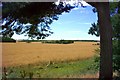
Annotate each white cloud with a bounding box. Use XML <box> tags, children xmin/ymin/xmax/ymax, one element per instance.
<box><xmin>81</xmin><ymin>1</ymin><xmax>91</xmax><ymax>6</ymax></box>
<box><xmin>72</xmin><ymin>7</ymin><xmax>79</xmax><ymax>10</ymax></box>
<box><xmin>12</xmin><ymin>33</ymin><xmax>29</xmax><ymax>40</ymax></box>
<box><xmin>55</xmin><ymin>0</ymin><xmax>60</xmax><ymax>5</ymax></box>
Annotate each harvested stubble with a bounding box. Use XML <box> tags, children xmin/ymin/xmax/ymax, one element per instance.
<box><xmin>2</xmin><ymin>42</ymin><xmax>99</xmax><ymax>67</ymax></box>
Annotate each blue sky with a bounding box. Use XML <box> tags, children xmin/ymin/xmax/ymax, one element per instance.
<box><xmin>12</xmin><ymin>5</ymin><xmax>100</xmax><ymax>40</ymax></box>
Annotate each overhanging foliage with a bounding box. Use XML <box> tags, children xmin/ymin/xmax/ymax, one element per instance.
<box><xmin>1</xmin><ymin>2</ymin><xmax>74</xmax><ymax>39</ymax></box>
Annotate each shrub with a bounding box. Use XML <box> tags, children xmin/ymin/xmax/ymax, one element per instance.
<box><xmin>113</xmin><ymin>40</ymin><xmax>120</xmax><ymax>76</ymax></box>
<box><xmin>20</xmin><ymin>70</ymin><xmax>26</xmax><ymax>78</ymax></box>
<box><xmin>89</xmin><ymin>48</ymin><xmax>100</xmax><ymax>71</ymax></box>
<box><xmin>92</xmin><ymin>40</ymin><xmax>120</xmax><ymax>77</ymax></box>
<box><xmin>1</xmin><ymin>37</ymin><xmax>16</xmax><ymax>42</ymax></box>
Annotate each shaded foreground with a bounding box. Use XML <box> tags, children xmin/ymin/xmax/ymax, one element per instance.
<box><xmin>2</xmin><ymin>42</ymin><xmax>99</xmax><ymax>67</ymax></box>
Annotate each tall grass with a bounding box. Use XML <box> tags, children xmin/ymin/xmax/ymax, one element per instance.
<box><xmin>3</xmin><ymin>57</ymin><xmax>98</xmax><ymax>78</ymax></box>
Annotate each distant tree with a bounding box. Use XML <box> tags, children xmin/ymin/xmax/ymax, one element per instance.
<box><xmin>0</xmin><ymin>36</ymin><xmax>16</xmax><ymax>42</ymax></box>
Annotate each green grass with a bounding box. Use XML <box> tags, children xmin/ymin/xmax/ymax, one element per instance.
<box><xmin>4</xmin><ymin>57</ymin><xmax>98</xmax><ymax>78</ymax></box>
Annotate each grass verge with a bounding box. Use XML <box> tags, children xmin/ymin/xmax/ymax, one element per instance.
<box><xmin>3</xmin><ymin>57</ymin><xmax>98</xmax><ymax>78</ymax></box>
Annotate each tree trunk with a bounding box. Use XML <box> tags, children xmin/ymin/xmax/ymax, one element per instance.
<box><xmin>96</xmin><ymin>2</ymin><xmax>113</xmax><ymax>80</ymax></box>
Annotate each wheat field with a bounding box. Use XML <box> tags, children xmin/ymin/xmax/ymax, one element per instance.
<box><xmin>2</xmin><ymin>42</ymin><xmax>99</xmax><ymax>67</ymax></box>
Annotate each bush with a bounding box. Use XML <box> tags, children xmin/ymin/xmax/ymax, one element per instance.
<box><xmin>89</xmin><ymin>48</ymin><xmax>100</xmax><ymax>71</ymax></box>
<box><xmin>113</xmin><ymin>40</ymin><xmax>120</xmax><ymax>76</ymax></box>
<box><xmin>1</xmin><ymin>37</ymin><xmax>16</xmax><ymax>42</ymax></box>
<box><xmin>91</xmin><ymin>40</ymin><xmax>120</xmax><ymax>76</ymax></box>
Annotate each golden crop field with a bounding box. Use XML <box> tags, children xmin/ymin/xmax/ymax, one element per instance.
<box><xmin>2</xmin><ymin>42</ymin><xmax>99</xmax><ymax>67</ymax></box>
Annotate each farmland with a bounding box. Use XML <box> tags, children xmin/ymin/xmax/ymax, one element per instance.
<box><xmin>1</xmin><ymin>41</ymin><xmax>99</xmax><ymax>78</ymax></box>
<box><xmin>2</xmin><ymin>42</ymin><xmax>99</xmax><ymax>67</ymax></box>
